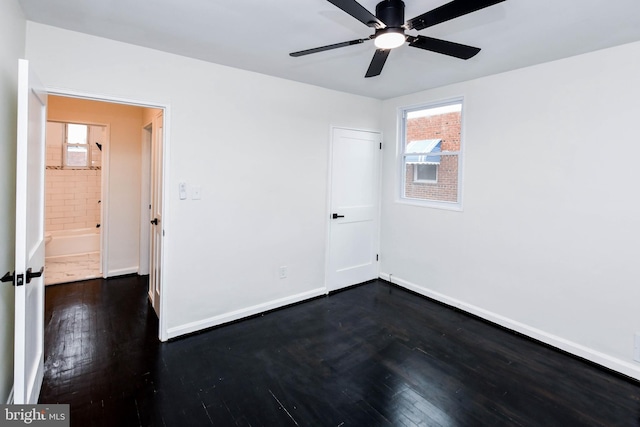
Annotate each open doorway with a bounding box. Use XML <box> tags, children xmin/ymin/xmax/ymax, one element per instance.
<box><xmin>44</xmin><ymin>95</ymin><xmax>165</xmax><ymax>320</ymax></box>
<box><xmin>44</xmin><ymin>120</ymin><xmax>105</xmax><ymax>285</ymax></box>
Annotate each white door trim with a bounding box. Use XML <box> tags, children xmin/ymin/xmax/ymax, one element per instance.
<box><xmin>43</xmin><ymin>87</ymin><xmax>170</xmax><ymax>342</ymax></box>
<box><xmin>324</xmin><ymin>126</ymin><xmax>383</xmax><ymax>293</ymax></box>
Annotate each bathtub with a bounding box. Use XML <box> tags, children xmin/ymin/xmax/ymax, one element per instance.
<box><xmin>45</xmin><ymin>228</ymin><xmax>100</xmax><ymax>257</ymax></box>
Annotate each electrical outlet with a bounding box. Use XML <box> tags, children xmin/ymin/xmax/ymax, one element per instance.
<box><xmin>634</xmin><ymin>333</ymin><xmax>640</xmax><ymax>362</ymax></box>
<box><xmin>278</xmin><ymin>266</ymin><xmax>287</xmax><ymax>279</ymax></box>
<box><xmin>192</xmin><ymin>186</ymin><xmax>202</xmax><ymax>200</ymax></box>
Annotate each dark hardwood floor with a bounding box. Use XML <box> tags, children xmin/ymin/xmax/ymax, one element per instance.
<box><xmin>39</xmin><ymin>276</ymin><xmax>640</xmax><ymax>426</ymax></box>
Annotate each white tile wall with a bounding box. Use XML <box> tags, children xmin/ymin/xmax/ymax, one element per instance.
<box><xmin>45</xmin><ymin>168</ymin><xmax>101</xmax><ymax>232</ymax></box>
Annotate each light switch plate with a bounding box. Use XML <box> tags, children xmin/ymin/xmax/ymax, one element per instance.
<box><xmin>179</xmin><ymin>182</ymin><xmax>187</xmax><ymax>200</ymax></box>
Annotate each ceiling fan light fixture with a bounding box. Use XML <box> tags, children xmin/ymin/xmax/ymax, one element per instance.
<box><xmin>374</xmin><ymin>28</ymin><xmax>405</xmax><ymax>49</ymax></box>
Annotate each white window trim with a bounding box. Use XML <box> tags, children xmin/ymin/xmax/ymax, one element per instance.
<box><xmin>397</xmin><ymin>97</ymin><xmax>465</xmax><ymax>211</ymax></box>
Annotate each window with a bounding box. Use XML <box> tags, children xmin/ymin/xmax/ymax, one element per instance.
<box><xmin>64</xmin><ymin>123</ymin><xmax>90</xmax><ymax>168</ymax></box>
<box><xmin>399</xmin><ymin>99</ymin><xmax>463</xmax><ymax>209</ymax></box>
<box><xmin>415</xmin><ymin>164</ymin><xmax>438</xmax><ymax>183</ymax></box>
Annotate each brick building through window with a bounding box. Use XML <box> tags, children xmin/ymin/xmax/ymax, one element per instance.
<box><xmin>404</xmin><ymin>105</ymin><xmax>461</xmax><ymax>203</ymax></box>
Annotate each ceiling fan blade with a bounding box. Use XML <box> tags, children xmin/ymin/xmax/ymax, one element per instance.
<box><xmin>365</xmin><ymin>49</ymin><xmax>390</xmax><ymax>78</ymax></box>
<box><xmin>290</xmin><ymin>38</ymin><xmax>369</xmax><ymax>57</ymax></box>
<box><xmin>407</xmin><ymin>0</ymin><xmax>506</xmax><ymax>31</ymax></box>
<box><xmin>327</xmin><ymin>0</ymin><xmax>385</xmax><ymax>29</ymax></box>
<box><xmin>408</xmin><ymin>35</ymin><xmax>480</xmax><ymax>59</ymax></box>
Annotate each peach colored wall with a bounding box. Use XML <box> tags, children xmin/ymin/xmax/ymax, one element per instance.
<box><xmin>142</xmin><ymin>107</ymin><xmax>162</xmax><ymax>126</ymax></box>
<box><xmin>47</xmin><ymin>95</ymin><xmax>148</xmax><ymax>275</ymax></box>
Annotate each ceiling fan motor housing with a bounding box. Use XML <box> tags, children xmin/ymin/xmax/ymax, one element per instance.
<box><xmin>376</xmin><ymin>0</ymin><xmax>405</xmax><ymax>28</ymax></box>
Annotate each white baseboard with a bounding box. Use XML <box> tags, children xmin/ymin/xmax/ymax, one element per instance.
<box><xmin>379</xmin><ymin>272</ymin><xmax>640</xmax><ymax>381</ymax></box>
<box><xmin>167</xmin><ymin>287</ymin><xmax>327</xmax><ymax>339</ymax></box>
<box><xmin>104</xmin><ymin>267</ymin><xmax>139</xmax><ymax>278</ymax></box>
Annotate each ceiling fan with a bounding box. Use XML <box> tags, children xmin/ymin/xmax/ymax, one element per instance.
<box><xmin>290</xmin><ymin>0</ymin><xmax>506</xmax><ymax>77</ymax></box>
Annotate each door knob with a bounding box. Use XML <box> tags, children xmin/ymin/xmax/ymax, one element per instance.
<box><xmin>26</xmin><ymin>266</ymin><xmax>44</xmax><ymax>284</ymax></box>
<box><xmin>150</xmin><ymin>218</ymin><xmax>158</xmax><ymax>225</ymax></box>
<box><xmin>332</xmin><ymin>213</ymin><xmax>345</xmax><ymax>219</ymax></box>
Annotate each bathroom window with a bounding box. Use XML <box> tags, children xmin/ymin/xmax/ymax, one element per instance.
<box><xmin>65</xmin><ymin>123</ymin><xmax>90</xmax><ymax>168</ymax></box>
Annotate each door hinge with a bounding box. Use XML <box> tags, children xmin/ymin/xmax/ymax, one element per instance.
<box><xmin>379</xmin><ymin>142</ymin><xmax>382</xmax><ymax>150</ymax></box>
<box><xmin>376</xmin><ymin>254</ymin><xmax>379</xmax><ymax>261</ymax></box>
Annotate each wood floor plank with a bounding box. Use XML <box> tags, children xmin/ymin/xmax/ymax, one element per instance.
<box><xmin>40</xmin><ymin>277</ymin><xmax>640</xmax><ymax>426</ymax></box>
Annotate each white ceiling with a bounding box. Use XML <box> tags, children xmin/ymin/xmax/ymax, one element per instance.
<box><xmin>17</xmin><ymin>0</ymin><xmax>640</xmax><ymax>99</ymax></box>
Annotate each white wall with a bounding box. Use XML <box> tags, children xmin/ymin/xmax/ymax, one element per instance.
<box><xmin>28</xmin><ymin>13</ymin><xmax>639</xmax><ymax>382</ymax></box>
<box><xmin>380</xmin><ymin>41</ymin><xmax>640</xmax><ymax>379</ymax></box>
<box><xmin>25</xmin><ymin>23</ymin><xmax>382</xmax><ymax>338</ymax></box>
<box><xmin>47</xmin><ymin>96</ymin><xmax>145</xmax><ymax>275</ymax></box>
<box><xmin>0</xmin><ymin>0</ymin><xmax>26</xmax><ymax>403</ymax></box>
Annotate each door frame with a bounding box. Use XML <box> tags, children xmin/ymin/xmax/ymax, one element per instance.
<box><xmin>139</xmin><ymin>123</ymin><xmax>152</xmax><ymax>276</ymax></box>
<box><xmin>324</xmin><ymin>126</ymin><xmax>383</xmax><ymax>293</ymax></box>
<box><xmin>45</xmin><ymin>88</ymin><xmax>170</xmax><ymax>341</ymax></box>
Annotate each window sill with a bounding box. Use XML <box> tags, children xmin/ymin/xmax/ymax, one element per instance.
<box><xmin>395</xmin><ymin>197</ymin><xmax>463</xmax><ymax>212</ymax></box>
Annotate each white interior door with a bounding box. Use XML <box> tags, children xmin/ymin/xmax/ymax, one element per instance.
<box><xmin>326</xmin><ymin>127</ymin><xmax>381</xmax><ymax>292</ymax></box>
<box><xmin>149</xmin><ymin>113</ymin><xmax>163</xmax><ymax>316</ymax></box>
<box><xmin>14</xmin><ymin>59</ymin><xmax>47</xmax><ymax>404</ymax></box>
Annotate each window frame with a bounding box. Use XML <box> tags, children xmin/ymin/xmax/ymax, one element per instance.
<box><xmin>397</xmin><ymin>97</ymin><xmax>465</xmax><ymax>211</ymax></box>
